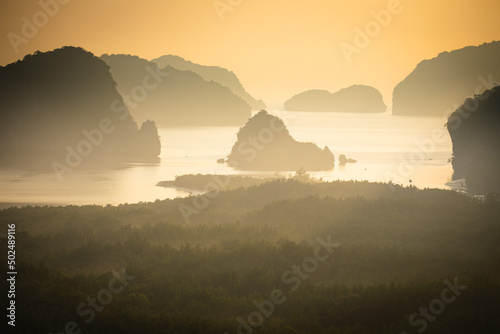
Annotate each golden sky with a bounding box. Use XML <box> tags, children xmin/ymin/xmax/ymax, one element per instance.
<box><xmin>1</xmin><ymin>0</ymin><xmax>499</xmax><ymax>107</ymax></box>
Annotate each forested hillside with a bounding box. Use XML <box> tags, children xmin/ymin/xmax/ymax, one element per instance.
<box><xmin>1</xmin><ymin>178</ymin><xmax>499</xmax><ymax>333</ymax></box>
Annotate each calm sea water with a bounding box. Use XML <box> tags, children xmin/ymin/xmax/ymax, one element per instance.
<box><xmin>0</xmin><ymin>111</ymin><xmax>455</xmax><ymax>207</ymax></box>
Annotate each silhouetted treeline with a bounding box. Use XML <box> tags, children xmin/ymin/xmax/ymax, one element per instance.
<box><xmin>3</xmin><ymin>256</ymin><xmax>500</xmax><ymax>333</ymax></box>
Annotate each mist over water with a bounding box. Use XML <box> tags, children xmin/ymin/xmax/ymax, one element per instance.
<box><xmin>0</xmin><ymin>111</ymin><xmax>454</xmax><ymax>207</ymax></box>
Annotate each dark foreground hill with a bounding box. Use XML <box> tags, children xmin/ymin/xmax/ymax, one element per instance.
<box><xmin>0</xmin><ymin>47</ymin><xmax>161</xmax><ymax>170</ymax></box>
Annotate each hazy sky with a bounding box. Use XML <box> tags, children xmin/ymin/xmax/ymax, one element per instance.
<box><xmin>1</xmin><ymin>0</ymin><xmax>499</xmax><ymax>108</ymax></box>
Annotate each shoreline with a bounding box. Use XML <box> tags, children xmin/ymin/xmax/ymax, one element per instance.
<box><xmin>0</xmin><ymin>202</ymin><xmax>65</xmax><ymax>210</ymax></box>
<box><xmin>155</xmin><ymin>174</ymin><xmax>280</xmax><ymax>194</ymax></box>
<box><xmin>156</xmin><ymin>181</ymin><xmax>197</xmax><ymax>195</ymax></box>
<box><xmin>0</xmin><ymin>177</ymin><xmax>483</xmax><ymax>211</ymax></box>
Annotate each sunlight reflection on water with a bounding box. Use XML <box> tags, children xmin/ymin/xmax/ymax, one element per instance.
<box><xmin>0</xmin><ymin>111</ymin><xmax>455</xmax><ymax>207</ymax></box>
